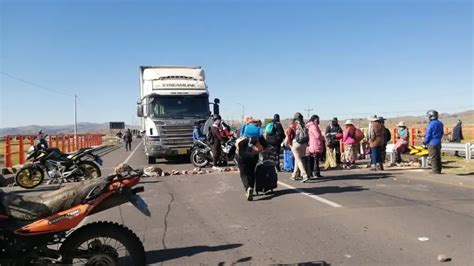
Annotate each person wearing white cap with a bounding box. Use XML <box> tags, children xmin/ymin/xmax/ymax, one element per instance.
<box><xmin>342</xmin><ymin>120</ymin><xmax>358</xmax><ymax>168</ymax></box>
<box><xmin>394</xmin><ymin>121</ymin><xmax>410</xmax><ymax>164</ymax></box>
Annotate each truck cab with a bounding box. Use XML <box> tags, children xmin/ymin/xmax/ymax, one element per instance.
<box><xmin>137</xmin><ymin>66</ymin><xmax>218</xmax><ymax>164</ymax></box>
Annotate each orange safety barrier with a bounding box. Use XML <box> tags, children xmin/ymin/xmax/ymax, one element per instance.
<box><xmin>2</xmin><ymin>134</ymin><xmax>103</xmax><ymax>168</ymax></box>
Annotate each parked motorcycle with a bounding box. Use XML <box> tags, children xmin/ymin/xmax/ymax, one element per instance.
<box><xmin>14</xmin><ymin>140</ymin><xmax>103</xmax><ymax>189</ymax></box>
<box><xmin>190</xmin><ymin>137</ymin><xmax>237</xmax><ymax>168</ymax></box>
<box><xmin>0</xmin><ymin>167</ymin><xmax>149</xmax><ymax>265</ymax></box>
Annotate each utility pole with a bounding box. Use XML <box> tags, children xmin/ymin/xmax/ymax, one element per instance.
<box><xmin>304</xmin><ymin>107</ymin><xmax>313</xmax><ymax>119</ymax></box>
<box><xmin>236</xmin><ymin>102</ymin><xmax>245</xmax><ymax>123</ymax></box>
<box><xmin>74</xmin><ymin>93</ymin><xmax>78</xmax><ymax>149</ymax></box>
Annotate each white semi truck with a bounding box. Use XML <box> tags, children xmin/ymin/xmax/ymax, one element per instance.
<box><xmin>137</xmin><ymin>66</ymin><xmax>219</xmax><ymax>163</ymax></box>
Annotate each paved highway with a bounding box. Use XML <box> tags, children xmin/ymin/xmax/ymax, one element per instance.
<box><xmin>6</xmin><ymin>140</ymin><xmax>474</xmax><ymax>265</ymax></box>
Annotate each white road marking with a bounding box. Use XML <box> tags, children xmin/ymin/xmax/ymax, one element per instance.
<box><xmin>123</xmin><ymin>141</ymin><xmax>143</xmax><ymax>164</ymax></box>
<box><xmin>278</xmin><ymin>181</ymin><xmax>343</xmax><ymax>208</ymax></box>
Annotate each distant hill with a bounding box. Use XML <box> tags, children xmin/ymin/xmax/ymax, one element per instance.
<box><xmin>0</xmin><ymin>122</ymin><xmax>138</xmax><ymax>136</ymax></box>
<box><xmin>278</xmin><ymin>110</ymin><xmax>474</xmax><ymax>130</ymax></box>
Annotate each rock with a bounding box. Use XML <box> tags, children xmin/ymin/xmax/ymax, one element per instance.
<box><xmin>197</xmin><ymin>171</ymin><xmax>205</xmax><ymax>174</ymax></box>
<box><xmin>206</xmin><ymin>170</ymin><xmax>214</xmax><ymax>174</ymax></box>
<box><xmin>114</xmin><ymin>163</ymin><xmax>134</xmax><ymax>175</ymax></box>
<box><xmin>193</xmin><ymin>167</ymin><xmax>201</xmax><ymax>172</ymax></box>
<box><xmin>171</xmin><ymin>170</ymin><xmax>181</xmax><ymax>175</ymax></box>
<box><xmin>438</xmin><ymin>254</ymin><xmax>451</xmax><ymax>262</ymax></box>
<box><xmin>162</xmin><ymin>171</ymin><xmax>171</xmax><ymax>176</ymax></box>
<box><xmin>181</xmin><ymin>170</ymin><xmax>189</xmax><ymax>175</ymax></box>
<box><xmin>144</xmin><ymin>166</ymin><xmax>163</xmax><ymax>177</ymax></box>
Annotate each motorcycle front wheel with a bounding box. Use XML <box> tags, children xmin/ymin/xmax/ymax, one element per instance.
<box><xmin>78</xmin><ymin>161</ymin><xmax>102</xmax><ymax>179</ymax></box>
<box><xmin>60</xmin><ymin>222</ymin><xmax>145</xmax><ymax>266</ymax></box>
<box><xmin>190</xmin><ymin>148</ymin><xmax>210</xmax><ymax>168</ymax></box>
<box><xmin>15</xmin><ymin>166</ymin><xmax>44</xmax><ymax>189</ymax></box>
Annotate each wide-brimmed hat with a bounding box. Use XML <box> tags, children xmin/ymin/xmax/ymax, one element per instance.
<box><xmin>398</xmin><ymin>121</ymin><xmax>406</xmax><ymax>127</ymax></box>
<box><xmin>345</xmin><ymin>120</ymin><xmax>353</xmax><ymax>125</ymax></box>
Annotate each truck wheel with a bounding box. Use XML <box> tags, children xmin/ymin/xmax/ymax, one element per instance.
<box><xmin>148</xmin><ymin>156</ymin><xmax>156</xmax><ymax>164</ymax></box>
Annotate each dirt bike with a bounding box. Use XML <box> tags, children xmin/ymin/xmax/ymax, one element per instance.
<box><xmin>0</xmin><ymin>167</ymin><xmax>150</xmax><ymax>265</ymax></box>
<box><xmin>190</xmin><ymin>137</ymin><xmax>237</xmax><ymax>168</ymax></box>
<box><xmin>15</xmin><ymin>140</ymin><xmax>103</xmax><ymax>189</ymax></box>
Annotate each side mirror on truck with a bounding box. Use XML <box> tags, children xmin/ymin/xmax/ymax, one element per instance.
<box><xmin>213</xmin><ymin>98</ymin><xmax>220</xmax><ymax>115</ymax></box>
<box><xmin>137</xmin><ymin>104</ymin><xmax>143</xmax><ymax>117</ymax></box>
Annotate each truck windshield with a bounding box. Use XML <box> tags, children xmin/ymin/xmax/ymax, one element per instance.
<box><xmin>148</xmin><ymin>95</ymin><xmax>210</xmax><ymax>119</ymax></box>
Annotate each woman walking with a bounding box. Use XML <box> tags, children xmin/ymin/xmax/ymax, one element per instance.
<box><xmin>342</xmin><ymin>120</ymin><xmax>358</xmax><ymax>169</ymax></box>
<box><xmin>306</xmin><ymin>115</ymin><xmax>324</xmax><ymax>178</ymax></box>
<box><xmin>286</xmin><ymin>112</ymin><xmax>309</xmax><ymax>182</ymax></box>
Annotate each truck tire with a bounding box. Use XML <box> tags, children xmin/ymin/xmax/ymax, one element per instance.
<box><xmin>148</xmin><ymin>156</ymin><xmax>156</xmax><ymax>164</ymax></box>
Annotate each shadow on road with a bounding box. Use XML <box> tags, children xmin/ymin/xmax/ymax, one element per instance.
<box><xmin>258</xmin><ymin>185</ymin><xmax>367</xmax><ymax>200</ymax></box>
<box><xmin>308</xmin><ymin>172</ymin><xmax>394</xmax><ymax>183</ymax></box>
<box><xmin>146</xmin><ymin>243</ymin><xmax>243</xmax><ymax>264</ymax></box>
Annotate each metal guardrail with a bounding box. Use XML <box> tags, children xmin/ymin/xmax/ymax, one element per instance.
<box><xmin>441</xmin><ymin>143</ymin><xmax>472</xmax><ymax>160</ymax></box>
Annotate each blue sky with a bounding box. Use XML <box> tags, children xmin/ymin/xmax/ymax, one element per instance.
<box><xmin>1</xmin><ymin>0</ymin><xmax>472</xmax><ymax>127</ymax></box>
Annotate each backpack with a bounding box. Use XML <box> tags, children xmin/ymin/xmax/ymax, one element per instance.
<box><xmin>242</xmin><ymin>124</ymin><xmax>262</xmax><ymax>138</ymax></box>
<box><xmin>355</xmin><ymin>128</ymin><xmax>364</xmax><ymax>142</ymax></box>
<box><xmin>265</xmin><ymin>122</ymin><xmax>276</xmax><ymax>137</ymax></box>
<box><xmin>295</xmin><ymin>124</ymin><xmax>309</xmax><ymax>144</ymax></box>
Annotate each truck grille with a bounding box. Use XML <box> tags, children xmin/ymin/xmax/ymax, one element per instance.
<box><xmin>158</xmin><ymin>125</ymin><xmax>194</xmax><ymax>148</ymax></box>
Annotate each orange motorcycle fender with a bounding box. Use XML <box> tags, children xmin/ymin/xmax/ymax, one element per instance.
<box><xmin>15</xmin><ymin>204</ymin><xmax>90</xmax><ymax>236</ymax></box>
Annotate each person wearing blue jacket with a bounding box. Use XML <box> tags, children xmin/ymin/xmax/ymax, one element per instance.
<box><xmin>192</xmin><ymin>121</ymin><xmax>206</xmax><ymax>142</ymax></box>
<box><xmin>423</xmin><ymin>110</ymin><xmax>444</xmax><ymax>174</ymax></box>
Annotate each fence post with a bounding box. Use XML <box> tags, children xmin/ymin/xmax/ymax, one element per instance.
<box><xmin>5</xmin><ymin>136</ymin><xmax>12</xmax><ymax>168</ymax></box>
<box><xmin>19</xmin><ymin>136</ymin><xmax>25</xmax><ymax>165</ymax></box>
<box><xmin>466</xmin><ymin>143</ymin><xmax>470</xmax><ymax>161</ymax></box>
<box><xmin>410</xmin><ymin>128</ymin><xmax>415</xmax><ymax>146</ymax></box>
<box><xmin>55</xmin><ymin>135</ymin><xmax>59</xmax><ymax>148</ymax></box>
<box><xmin>392</xmin><ymin>128</ymin><xmax>397</xmax><ymax>144</ymax></box>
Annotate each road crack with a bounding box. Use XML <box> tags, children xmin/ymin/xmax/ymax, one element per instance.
<box><xmin>161</xmin><ymin>192</ymin><xmax>174</xmax><ymax>250</ymax></box>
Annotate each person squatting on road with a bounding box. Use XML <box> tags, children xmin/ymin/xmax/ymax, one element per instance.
<box><xmin>236</xmin><ymin>118</ymin><xmax>266</xmax><ymax>201</ymax></box>
<box><xmin>342</xmin><ymin>120</ymin><xmax>358</xmax><ymax>169</ymax></box>
<box><xmin>451</xmin><ymin>119</ymin><xmax>463</xmax><ymax>156</ymax></box>
<box><xmin>369</xmin><ymin>116</ymin><xmax>385</xmax><ymax>171</ymax></box>
<box><xmin>393</xmin><ymin>121</ymin><xmax>409</xmax><ymax>164</ymax></box>
<box><xmin>306</xmin><ymin>115</ymin><xmax>324</xmax><ymax>178</ymax></box>
<box><xmin>325</xmin><ymin>117</ymin><xmax>343</xmax><ymax>166</ymax></box>
<box><xmin>287</xmin><ymin>112</ymin><xmax>310</xmax><ymax>182</ymax></box>
<box><xmin>210</xmin><ymin>114</ymin><xmax>226</xmax><ymax>169</ymax></box>
<box><xmin>424</xmin><ymin>110</ymin><xmax>444</xmax><ymax>174</ymax></box>
<box><xmin>124</xmin><ymin>128</ymin><xmax>133</xmax><ymax>152</ymax></box>
<box><xmin>265</xmin><ymin>114</ymin><xmax>286</xmax><ymax>172</ymax></box>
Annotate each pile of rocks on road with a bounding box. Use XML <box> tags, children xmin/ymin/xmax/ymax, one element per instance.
<box><xmin>143</xmin><ymin>166</ymin><xmax>239</xmax><ymax>177</ymax></box>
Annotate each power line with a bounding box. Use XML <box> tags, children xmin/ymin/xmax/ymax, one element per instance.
<box><xmin>1</xmin><ymin>71</ymin><xmax>72</xmax><ymax>97</ymax></box>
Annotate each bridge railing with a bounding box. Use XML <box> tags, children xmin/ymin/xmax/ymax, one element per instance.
<box><xmin>1</xmin><ymin>134</ymin><xmax>103</xmax><ymax>168</ymax></box>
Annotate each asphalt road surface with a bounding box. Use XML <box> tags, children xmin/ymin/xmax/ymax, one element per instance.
<box><xmin>6</xmin><ymin>140</ymin><xmax>474</xmax><ymax>265</ymax></box>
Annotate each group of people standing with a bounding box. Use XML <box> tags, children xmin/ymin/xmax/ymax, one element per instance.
<box><xmin>194</xmin><ymin>109</ymin><xmax>453</xmax><ymax>200</ymax></box>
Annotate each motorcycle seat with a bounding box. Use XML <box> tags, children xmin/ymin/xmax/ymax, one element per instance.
<box><xmin>1</xmin><ymin>178</ymin><xmax>108</xmax><ymax>221</ymax></box>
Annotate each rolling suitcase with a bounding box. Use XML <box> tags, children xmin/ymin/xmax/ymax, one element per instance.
<box><xmin>283</xmin><ymin>148</ymin><xmax>295</xmax><ymax>172</ymax></box>
<box><xmin>255</xmin><ymin>151</ymin><xmax>278</xmax><ymax>194</ymax></box>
